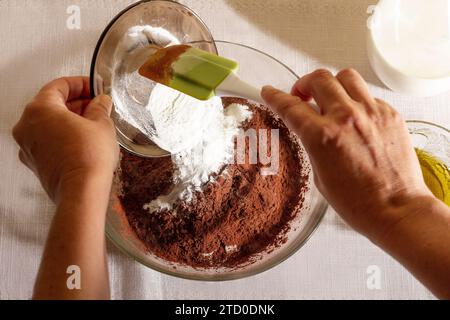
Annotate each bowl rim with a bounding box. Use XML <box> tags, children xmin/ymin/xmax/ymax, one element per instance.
<box><xmin>91</xmin><ymin>0</ymin><xmax>329</xmax><ymax>281</ymax></box>
<box><xmin>406</xmin><ymin>120</ymin><xmax>450</xmax><ymax>133</ymax></box>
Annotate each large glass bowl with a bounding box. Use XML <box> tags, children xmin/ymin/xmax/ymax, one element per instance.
<box><xmin>91</xmin><ymin>0</ymin><xmax>328</xmax><ymax>280</ymax></box>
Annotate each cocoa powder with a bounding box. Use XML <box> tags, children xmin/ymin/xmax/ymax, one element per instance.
<box><xmin>119</xmin><ymin>98</ymin><xmax>308</xmax><ymax>268</ymax></box>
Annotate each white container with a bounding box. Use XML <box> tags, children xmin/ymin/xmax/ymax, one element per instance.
<box><xmin>367</xmin><ymin>0</ymin><xmax>450</xmax><ymax>97</ymax></box>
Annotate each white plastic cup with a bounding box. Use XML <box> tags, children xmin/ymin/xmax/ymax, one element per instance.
<box><xmin>367</xmin><ymin>0</ymin><xmax>450</xmax><ymax>97</ymax></box>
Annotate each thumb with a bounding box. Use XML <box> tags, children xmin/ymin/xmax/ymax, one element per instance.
<box><xmin>84</xmin><ymin>94</ymin><xmax>113</xmax><ymax>121</ymax></box>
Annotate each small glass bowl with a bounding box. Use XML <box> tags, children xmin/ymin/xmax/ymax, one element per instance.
<box><xmin>91</xmin><ymin>0</ymin><xmax>328</xmax><ymax>280</ymax></box>
<box><xmin>90</xmin><ymin>0</ymin><xmax>218</xmax><ymax>158</ymax></box>
<box><xmin>407</xmin><ymin>120</ymin><xmax>450</xmax><ymax>166</ymax></box>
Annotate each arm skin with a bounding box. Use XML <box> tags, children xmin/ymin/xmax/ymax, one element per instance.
<box><xmin>32</xmin><ymin>173</ymin><xmax>112</xmax><ymax>299</ymax></box>
<box><xmin>262</xmin><ymin>68</ymin><xmax>450</xmax><ymax>299</ymax></box>
<box><xmin>378</xmin><ymin>196</ymin><xmax>450</xmax><ymax>299</ymax></box>
<box><xmin>12</xmin><ymin>77</ymin><xmax>118</xmax><ymax>299</ymax></box>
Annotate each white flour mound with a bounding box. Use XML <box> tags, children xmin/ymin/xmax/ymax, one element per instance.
<box><xmin>146</xmin><ymin>84</ymin><xmax>224</xmax><ymax>154</ymax></box>
<box><xmin>143</xmin><ymin>101</ymin><xmax>252</xmax><ymax>213</ymax></box>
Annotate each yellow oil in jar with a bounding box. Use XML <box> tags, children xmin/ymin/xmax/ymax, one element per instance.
<box><xmin>416</xmin><ymin>149</ymin><xmax>450</xmax><ymax>206</ymax></box>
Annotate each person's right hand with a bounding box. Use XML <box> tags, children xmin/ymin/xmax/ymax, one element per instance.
<box><xmin>262</xmin><ymin>69</ymin><xmax>434</xmax><ymax>242</ymax></box>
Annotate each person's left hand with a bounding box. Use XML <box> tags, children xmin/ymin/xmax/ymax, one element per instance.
<box><xmin>12</xmin><ymin>77</ymin><xmax>119</xmax><ymax>203</ymax></box>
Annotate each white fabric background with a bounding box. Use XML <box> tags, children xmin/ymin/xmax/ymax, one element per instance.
<box><xmin>1</xmin><ymin>0</ymin><xmax>448</xmax><ymax>300</ymax></box>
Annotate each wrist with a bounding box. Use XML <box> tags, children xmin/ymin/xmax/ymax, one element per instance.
<box><xmin>370</xmin><ymin>194</ymin><xmax>444</xmax><ymax>247</ymax></box>
<box><xmin>56</xmin><ymin>168</ymin><xmax>114</xmax><ymax>206</ymax></box>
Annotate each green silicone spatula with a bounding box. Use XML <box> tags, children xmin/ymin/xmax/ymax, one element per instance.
<box><xmin>138</xmin><ymin>44</ymin><xmax>264</xmax><ymax>104</ymax></box>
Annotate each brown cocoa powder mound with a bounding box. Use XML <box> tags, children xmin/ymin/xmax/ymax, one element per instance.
<box><xmin>119</xmin><ymin>98</ymin><xmax>308</xmax><ymax>268</ymax></box>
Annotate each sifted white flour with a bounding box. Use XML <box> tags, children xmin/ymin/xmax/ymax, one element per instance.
<box><xmin>120</xmin><ymin>25</ymin><xmax>179</xmax><ymax>51</ymax></box>
<box><xmin>143</xmin><ymin>101</ymin><xmax>252</xmax><ymax>213</ymax></box>
<box><xmin>111</xmin><ymin>26</ymin><xmax>253</xmax><ymax>213</ymax></box>
<box><xmin>146</xmin><ymin>85</ymin><xmax>224</xmax><ymax>154</ymax></box>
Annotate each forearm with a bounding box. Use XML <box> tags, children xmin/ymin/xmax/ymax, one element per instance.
<box><xmin>374</xmin><ymin>196</ymin><xmax>450</xmax><ymax>299</ymax></box>
<box><xmin>33</xmin><ymin>173</ymin><xmax>113</xmax><ymax>300</ymax></box>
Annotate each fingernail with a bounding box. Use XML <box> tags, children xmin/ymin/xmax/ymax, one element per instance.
<box><xmin>262</xmin><ymin>85</ymin><xmax>276</xmax><ymax>92</ymax></box>
<box><xmin>98</xmin><ymin>94</ymin><xmax>112</xmax><ymax>105</ymax></box>
<box><xmin>261</xmin><ymin>86</ymin><xmax>279</xmax><ymax>99</ymax></box>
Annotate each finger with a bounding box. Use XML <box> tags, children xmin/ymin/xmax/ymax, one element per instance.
<box><xmin>67</xmin><ymin>99</ymin><xmax>91</xmax><ymax>115</ymax></box>
<box><xmin>291</xmin><ymin>84</ymin><xmax>312</xmax><ymax>102</ymax></box>
<box><xmin>18</xmin><ymin>149</ymin><xmax>38</xmax><ymax>175</ymax></box>
<box><xmin>37</xmin><ymin>77</ymin><xmax>90</xmax><ymax>106</ymax></box>
<box><xmin>336</xmin><ymin>69</ymin><xmax>375</xmax><ymax>105</ymax></box>
<box><xmin>262</xmin><ymin>86</ymin><xmax>322</xmax><ymax>139</ymax></box>
<box><xmin>18</xmin><ymin>149</ymin><xmax>34</xmax><ymax>172</ymax></box>
<box><xmin>292</xmin><ymin>69</ymin><xmax>353</xmax><ymax>114</ymax></box>
<box><xmin>18</xmin><ymin>149</ymin><xmax>27</xmax><ymax>165</ymax></box>
<box><xmin>83</xmin><ymin>94</ymin><xmax>113</xmax><ymax>122</ymax></box>
<box><xmin>12</xmin><ymin>122</ymin><xmax>23</xmax><ymax>146</ymax></box>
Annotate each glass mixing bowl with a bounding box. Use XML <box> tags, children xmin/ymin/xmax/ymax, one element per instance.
<box><xmin>105</xmin><ymin>40</ymin><xmax>328</xmax><ymax>280</ymax></box>
<box><xmin>91</xmin><ymin>0</ymin><xmax>328</xmax><ymax>280</ymax></box>
<box><xmin>90</xmin><ymin>0</ymin><xmax>218</xmax><ymax>157</ymax></box>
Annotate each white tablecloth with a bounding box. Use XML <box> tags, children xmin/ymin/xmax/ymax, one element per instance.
<box><xmin>1</xmin><ymin>0</ymin><xmax>448</xmax><ymax>300</ymax></box>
